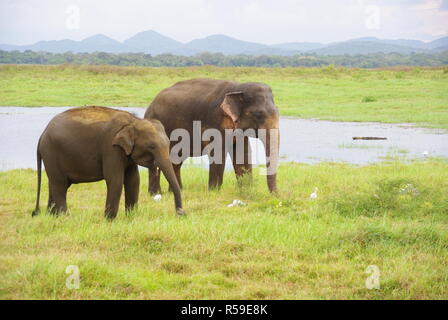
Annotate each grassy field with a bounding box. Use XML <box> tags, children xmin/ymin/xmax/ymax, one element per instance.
<box><xmin>0</xmin><ymin>64</ymin><xmax>447</xmax><ymax>128</ymax></box>
<box><xmin>1</xmin><ymin>160</ymin><xmax>447</xmax><ymax>299</ymax></box>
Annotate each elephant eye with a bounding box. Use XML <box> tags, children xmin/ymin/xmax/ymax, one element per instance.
<box><xmin>252</xmin><ymin>111</ymin><xmax>265</xmax><ymax>121</ymax></box>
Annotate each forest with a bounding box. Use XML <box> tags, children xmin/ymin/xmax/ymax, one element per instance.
<box><xmin>1</xmin><ymin>49</ymin><xmax>447</xmax><ymax>68</ymax></box>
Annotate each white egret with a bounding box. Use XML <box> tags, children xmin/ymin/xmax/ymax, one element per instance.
<box><xmin>227</xmin><ymin>199</ymin><xmax>246</xmax><ymax>207</ymax></box>
<box><xmin>310</xmin><ymin>187</ymin><xmax>318</xmax><ymax>200</ymax></box>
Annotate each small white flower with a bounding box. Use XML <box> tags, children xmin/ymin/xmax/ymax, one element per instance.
<box><xmin>153</xmin><ymin>194</ymin><xmax>162</xmax><ymax>201</ymax></box>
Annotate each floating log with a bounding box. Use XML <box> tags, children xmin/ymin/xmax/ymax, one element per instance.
<box><xmin>352</xmin><ymin>137</ymin><xmax>387</xmax><ymax>140</ymax></box>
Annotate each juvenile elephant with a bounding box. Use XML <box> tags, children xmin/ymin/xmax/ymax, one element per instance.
<box><xmin>32</xmin><ymin>106</ymin><xmax>184</xmax><ymax>219</ymax></box>
<box><xmin>145</xmin><ymin>78</ymin><xmax>279</xmax><ymax>193</ymax></box>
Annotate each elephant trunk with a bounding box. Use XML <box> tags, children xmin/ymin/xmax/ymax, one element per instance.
<box><xmin>260</xmin><ymin>116</ymin><xmax>279</xmax><ymax>193</ymax></box>
<box><xmin>157</xmin><ymin>157</ymin><xmax>185</xmax><ymax>216</ymax></box>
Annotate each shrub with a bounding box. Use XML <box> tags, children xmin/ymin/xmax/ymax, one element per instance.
<box><xmin>362</xmin><ymin>96</ymin><xmax>377</xmax><ymax>103</ymax></box>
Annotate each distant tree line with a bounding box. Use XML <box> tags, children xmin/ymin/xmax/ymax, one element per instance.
<box><xmin>1</xmin><ymin>50</ymin><xmax>447</xmax><ymax>68</ymax></box>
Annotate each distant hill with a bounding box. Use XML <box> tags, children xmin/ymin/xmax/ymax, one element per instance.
<box><xmin>270</xmin><ymin>42</ymin><xmax>325</xmax><ymax>52</ymax></box>
<box><xmin>179</xmin><ymin>34</ymin><xmax>267</xmax><ymax>55</ymax></box>
<box><xmin>309</xmin><ymin>40</ymin><xmax>428</xmax><ymax>55</ymax></box>
<box><xmin>0</xmin><ymin>34</ymin><xmax>123</xmax><ymax>53</ymax></box>
<box><xmin>123</xmin><ymin>30</ymin><xmax>182</xmax><ymax>55</ymax></box>
<box><xmin>79</xmin><ymin>34</ymin><xmax>123</xmax><ymax>53</ymax></box>
<box><xmin>426</xmin><ymin>36</ymin><xmax>448</xmax><ymax>50</ymax></box>
<box><xmin>346</xmin><ymin>37</ymin><xmax>428</xmax><ymax>49</ymax></box>
<box><xmin>0</xmin><ymin>31</ymin><xmax>447</xmax><ymax>56</ymax></box>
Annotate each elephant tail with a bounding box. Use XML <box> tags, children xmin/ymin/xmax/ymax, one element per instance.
<box><xmin>32</xmin><ymin>142</ymin><xmax>42</xmax><ymax>217</ymax></box>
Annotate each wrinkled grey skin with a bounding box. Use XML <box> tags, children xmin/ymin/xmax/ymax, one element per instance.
<box><xmin>144</xmin><ymin>78</ymin><xmax>280</xmax><ymax>193</ymax></box>
<box><xmin>32</xmin><ymin>106</ymin><xmax>184</xmax><ymax>220</ymax></box>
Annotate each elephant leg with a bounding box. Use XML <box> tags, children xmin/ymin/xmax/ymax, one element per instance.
<box><xmin>231</xmin><ymin>136</ymin><xmax>253</xmax><ymax>184</ymax></box>
<box><xmin>104</xmin><ymin>175</ymin><xmax>124</xmax><ymax>220</ymax></box>
<box><xmin>124</xmin><ymin>164</ymin><xmax>139</xmax><ymax>212</ymax></box>
<box><xmin>209</xmin><ymin>163</ymin><xmax>225</xmax><ymax>190</ymax></box>
<box><xmin>148</xmin><ymin>166</ymin><xmax>161</xmax><ymax>195</ymax></box>
<box><xmin>208</xmin><ymin>163</ymin><xmax>225</xmax><ymax>190</ymax></box>
<box><xmin>47</xmin><ymin>185</ymin><xmax>56</xmax><ymax>214</ymax></box>
<box><xmin>169</xmin><ymin>162</ymin><xmax>183</xmax><ymax>191</ymax></box>
<box><xmin>103</xmin><ymin>156</ymin><xmax>125</xmax><ymax>220</ymax></box>
<box><xmin>208</xmin><ymin>143</ymin><xmax>227</xmax><ymax>190</ymax></box>
<box><xmin>209</xmin><ymin>148</ymin><xmax>226</xmax><ymax>190</ymax></box>
<box><xmin>48</xmin><ymin>178</ymin><xmax>69</xmax><ymax>215</ymax></box>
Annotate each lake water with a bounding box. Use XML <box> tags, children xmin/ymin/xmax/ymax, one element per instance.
<box><xmin>0</xmin><ymin>106</ymin><xmax>447</xmax><ymax>171</ymax></box>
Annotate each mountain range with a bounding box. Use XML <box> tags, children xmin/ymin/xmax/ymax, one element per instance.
<box><xmin>1</xmin><ymin>30</ymin><xmax>447</xmax><ymax>56</ymax></box>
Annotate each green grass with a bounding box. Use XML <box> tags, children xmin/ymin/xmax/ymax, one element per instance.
<box><xmin>0</xmin><ymin>64</ymin><xmax>447</xmax><ymax>128</ymax></box>
<box><xmin>1</xmin><ymin>160</ymin><xmax>447</xmax><ymax>299</ymax></box>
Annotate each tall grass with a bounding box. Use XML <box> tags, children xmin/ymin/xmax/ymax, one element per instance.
<box><xmin>1</xmin><ymin>160</ymin><xmax>447</xmax><ymax>299</ymax></box>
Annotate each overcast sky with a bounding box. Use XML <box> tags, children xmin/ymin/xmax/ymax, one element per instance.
<box><xmin>0</xmin><ymin>0</ymin><xmax>447</xmax><ymax>45</ymax></box>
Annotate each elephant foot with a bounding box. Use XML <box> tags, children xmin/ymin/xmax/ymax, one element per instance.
<box><xmin>148</xmin><ymin>187</ymin><xmax>162</xmax><ymax>196</ymax></box>
<box><xmin>208</xmin><ymin>185</ymin><xmax>222</xmax><ymax>191</ymax></box>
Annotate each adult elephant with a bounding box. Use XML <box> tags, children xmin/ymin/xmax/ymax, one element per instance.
<box><xmin>32</xmin><ymin>106</ymin><xmax>184</xmax><ymax>219</ymax></box>
<box><xmin>144</xmin><ymin>78</ymin><xmax>279</xmax><ymax>194</ymax></box>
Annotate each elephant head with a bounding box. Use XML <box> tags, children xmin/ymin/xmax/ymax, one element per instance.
<box><xmin>220</xmin><ymin>83</ymin><xmax>280</xmax><ymax>193</ymax></box>
<box><xmin>112</xmin><ymin>118</ymin><xmax>184</xmax><ymax>215</ymax></box>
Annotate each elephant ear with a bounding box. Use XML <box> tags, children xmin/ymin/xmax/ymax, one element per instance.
<box><xmin>220</xmin><ymin>91</ymin><xmax>244</xmax><ymax>124</ymax></box>
<box><xmin>112</xmin><ymin>125</ymin><xmax>134</xmax><ymax>156</ymax></box>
